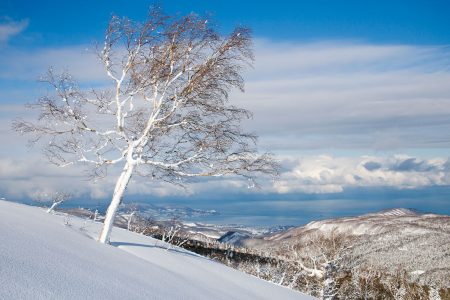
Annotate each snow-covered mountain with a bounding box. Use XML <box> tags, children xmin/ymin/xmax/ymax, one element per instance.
<box><xmin>241</xmin><ymin>208</ymin><xmax>450</xmax><ymax>290</ymax></box>
<box><xmin>217</xmin><ymin>231</ymin><xmax>251</xmax><ymax>246</ymax></box>
<box><xmin>0</xmin><ymin>200</ymin><xmax>313</xmax><ymax>300</ymax></box>
<box><xmin>257</xmin><ymin>208</ymin><xmax>443</xmax><ymax>242</ymax></box>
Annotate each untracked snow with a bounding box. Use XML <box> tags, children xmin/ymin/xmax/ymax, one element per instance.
<box><xmin>0</xmin><ymin>200</ymin><xmax>313</xmax><ymax>300</ymax></box>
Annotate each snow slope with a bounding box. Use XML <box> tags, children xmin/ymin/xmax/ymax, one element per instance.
<box><xmin>0</xmin><ymin>200</ymin><xmax>313</xmax><ymax>300</ymax></box>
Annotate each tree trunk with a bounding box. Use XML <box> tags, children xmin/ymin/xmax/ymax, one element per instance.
<box><xmin>46</xmin><ymin>200</ymin><xmax>63</xmax><ymax>213</ymax></box>
<box><xmin>98</xmin><ymin>162</ymin><xmax>134</xmax><ymax>244</ymax></box>
<box><xmin>127</xmin><ymin>211</ymin><xmax>135</xmax><ymax>231</ymax></box>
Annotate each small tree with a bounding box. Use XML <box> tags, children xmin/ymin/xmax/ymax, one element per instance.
<box><xmin>14</xmin><ymin>8</ymin><xmax>277</xmax><ymax>244</ymax></box>
<box><xmin>34</xmin><ymin>191</ymin><xmax>71</xmax><ymax>213</ymax></box>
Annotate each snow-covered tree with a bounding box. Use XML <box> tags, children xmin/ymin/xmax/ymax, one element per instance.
<box><xmin>34</xmin><ymin>191</ymin><xmax>71</xmax><ymax>213</ymax></box>
<box><xmin>322</xmin><ymin>262</ymin><xmax>338</xmax><ymax>300</ymax></box>
<box><xmin>127</xmin><ymin>211</ymin><xmax>136</xmax><ymax>231</ymax></box>
<box><xmin>14</xmin><ymin>8</ymin><xmax>277</xmax><ymax>244</ymax></box>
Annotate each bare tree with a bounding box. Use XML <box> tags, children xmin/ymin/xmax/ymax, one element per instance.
<box><xmin>34</xmin><ymin>191</ymin><xmax>71</xmax><ymax>213</ymax></box>
<box><xmin>161</xmin><ymin>222</ymin><xmax>190</xmax><ymax>250</ymax></box>
<box><xmin>13</xmin><ymin>8</ymin><xmax>277</xmax><ymax>244</ymax></box>
<box><xmin>270</xmin><ymin>229</ymin><xmax>353</xmax><ymax>298</ymax></box>
<box><xmin>127</xmin><ymin>210</ymin><xmax>136</xmax><ymax>231</ymax></box>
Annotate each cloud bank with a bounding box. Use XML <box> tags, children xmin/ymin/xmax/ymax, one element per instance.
<box><xmin>0</xmin><ymin>154</ymin><xmax>448</xmax><ymax>200</ymax></box>
<box><xmin>274</xmin><ymin>155</ymin><xmax>450</xmax><ymax>194</ymax></box>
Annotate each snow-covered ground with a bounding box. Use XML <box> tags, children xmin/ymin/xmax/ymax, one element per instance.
<box><xmin>0</xmin><ymin>200</ymin><xmax>313</xmax><ymax>300</ymax></box>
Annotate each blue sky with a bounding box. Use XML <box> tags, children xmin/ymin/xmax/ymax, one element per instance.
<box><xmin>3</xmin><ymin>0</ymin><xmax>450</xmax><ymax>45</ymax></box>
<box><xmin>1</xmin><ymin>1</ymin><xmax>450</xmax><ymax>224</ymax></box>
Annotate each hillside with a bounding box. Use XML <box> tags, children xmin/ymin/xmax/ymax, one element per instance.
<box><xmin>246</xmin><ymin>208</ymin><xmax>450</xmax><ymax>293</ymax></box>
<box><xmin>185</xmin><ymin>208</ymin><xmax>449</xmax><ymax>298</ymax></box>
<box><xmin>0</xmin><ymin>200</ymin><xmax>313</xmax><ymax>300</ymax></box>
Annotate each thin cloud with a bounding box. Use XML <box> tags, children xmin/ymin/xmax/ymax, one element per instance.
<box><xmin>0</xmin><ymin>18</ymin><xmax>28</xmax><ymax>44</ymax></box>
<box><xmin>0</xmin><ymin>45</ymin><xmax>106</xmax><ymax>82</ymax></box>
<box><xmin>234</xmin><ymin>40</ymin><xmax>450</xmax><ymax>152</ymax></box>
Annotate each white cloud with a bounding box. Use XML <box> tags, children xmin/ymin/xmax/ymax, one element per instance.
<box><xmin>0</xmin><ymin>153</ymin><xmax>448</xmax><ymax>200</ymax></box>
<box><xmin>0</xmin><ymin>18</ymin><xmax>28</xmax><ymax>44</ymax></box>
<box><xmin>273</xmin><ymin>155</ymin><xmax>450</xmax><ymax>194</ymax></box>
